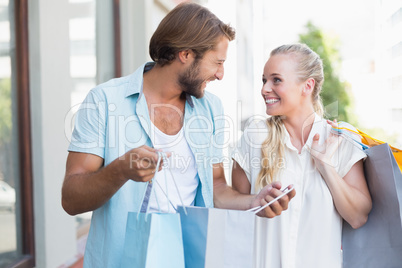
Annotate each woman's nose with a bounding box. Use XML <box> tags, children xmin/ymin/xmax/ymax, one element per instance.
<box><xmin>261</xmin><ymin>82</ymin><xmax>272</xmax><ymax>93</ymax></box>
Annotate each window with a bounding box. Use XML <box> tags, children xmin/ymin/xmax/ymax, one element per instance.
<box><xmin>391</xmin><ymin>41</ymin><xmax>402</xmax><ymax>58</ymax></box>
<box><xmin>389</xmin><ymin>7</ymin><xmax>402</xmax><ymax>27</ymax></box>
<box><xmin>0</xmin><ymin>0</ymin><xmax>34</xmax><ymax>267</ymax></box>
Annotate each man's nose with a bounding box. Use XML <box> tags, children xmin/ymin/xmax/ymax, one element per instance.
<box><xmin>215</xmin><ymin>66</ymin><xmax>224</xmax><ymax>80</ymax></box>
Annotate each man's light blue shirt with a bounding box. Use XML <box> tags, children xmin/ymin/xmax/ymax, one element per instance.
<box><xmin>68</xmin><ymin>62</ymin><xmax>225</xmax><ymax>267</ymax></box>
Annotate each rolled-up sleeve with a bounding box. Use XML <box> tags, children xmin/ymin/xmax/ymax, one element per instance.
<box><xmin>68</xmin><ymin>89</ymin><xmax>106</xmax><ymax>158</ymax></box>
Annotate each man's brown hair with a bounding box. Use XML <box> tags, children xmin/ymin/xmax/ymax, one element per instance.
<box><xmin>149</xmin><ymin>2</ymin><xmax>235</xmax><ymax>66</ymax></box>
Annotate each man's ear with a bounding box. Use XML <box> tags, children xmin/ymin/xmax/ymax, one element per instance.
<box><xmin>302</xmin><ymin>78</ymin><xmax>315</xmax><ymax>96</ymax></box>
<box><xmin>178</xmin><ymin>49</ymin><xmax>194</xmax><ymax>64</ymax></box>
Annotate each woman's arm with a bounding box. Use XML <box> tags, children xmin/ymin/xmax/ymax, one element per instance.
<box><xmin>231</xmin><ymin>160</ymin><xmax>251</xmax><ymax>194</ymax></box>
<box><xmin>318</xmin><ymin>159</ymin><xmax>371</xmax><ymax>229</ymax></box>
<box><xmin>310</xmin><ymin>131</ymin><xmax>372</xmax><ymax>229</ymax></box>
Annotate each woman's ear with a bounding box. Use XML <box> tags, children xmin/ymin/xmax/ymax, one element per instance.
<box><xmin>302</xmin><ymin>78</ymin><xmax>315</xmax><ymax>96</ymax></box>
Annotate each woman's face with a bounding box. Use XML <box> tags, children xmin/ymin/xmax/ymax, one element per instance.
<box><xmin>261</xmin><ymin>54</ymin><xmax>306</xmax><ymax>117</ymax></box>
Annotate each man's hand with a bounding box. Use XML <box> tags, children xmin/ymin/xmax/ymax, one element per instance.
<box><xmin>251</xmin><ymin>181</ymin><xmax>296</xmax><ymax>218</ymax></box>
<box><xmin>62</xmin><ymin>145</ymin><xmax>170</xmax><ymax>215</ymax></box>
<box><xmin>118</xmin><ymin>145</ymin><xmax>171</xmax><ymax>182</ymax></box>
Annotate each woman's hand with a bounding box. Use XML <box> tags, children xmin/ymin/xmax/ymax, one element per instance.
<box><xmin>251</xmin><ymin>182</ymin><xmax>296</xmax><ymax>218</ymax></box>
<box><xmin>309</xmin><ymin>120</ymin><xmax>342</xmax><ymax>174</ymax></box>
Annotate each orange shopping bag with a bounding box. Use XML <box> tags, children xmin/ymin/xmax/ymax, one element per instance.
<box><xmin>332</xmin><ymin>125</ymin><xmax>402</xmax><ymax>172</ymax></box>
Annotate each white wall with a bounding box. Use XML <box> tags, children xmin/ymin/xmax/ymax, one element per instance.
<box><xmin>120</xmin><ymin>0</ymin><xmax>169</xmax><ymax>76</ymax></box>
<box><xmin>29</xmin><ymin>0</ymin><xmax>77</xmax><ymax>267</ymax></box>
<box><xmin>204</xmin><ymin>0</ymin><xmax>239</xmax><ymax>181</ymax></box>
<box><xmin>375</xmin><ymin>0</ymin><xmax>402</xmax><ymax>147</ymax></box>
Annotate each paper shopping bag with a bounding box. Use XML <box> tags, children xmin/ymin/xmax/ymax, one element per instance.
<box><xmin>356</xmin><ymin>130</ymin><xmax>402</xmax><ymax>172</ymax></box>
<box><xmin>342</xmin><ymin>143</ymin><xmax>402</xmax><ymax>268</ymax></box>
<box><xmin>332</xmin><ymin>125</ymin><xmax>402</xmax><ymax>171</ymax></box>
<box><xmin>120</xmin><ymin>151</ymin><xmax>185</xmax><ymax>267</ymax></box>
<box><xmin>178</xmin><ymin>206</ymin><xmax>256</xmax><ymax>268</ymax></box>
<box><xmin>121</xmin><ymin>212</ymin><xmax>185</xmax><ymax>268</ymax></box>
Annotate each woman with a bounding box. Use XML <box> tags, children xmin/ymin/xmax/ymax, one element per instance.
<box><xmin>231</xmin><ymin>43</ymin><xmax>372</xmax><ymax>268</ymax></box>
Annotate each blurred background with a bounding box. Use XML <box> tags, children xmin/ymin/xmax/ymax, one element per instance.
<box><xmin>0</xmin><ymin>0</ymin><xmax>401</xmax><ymax>267</ymax></box>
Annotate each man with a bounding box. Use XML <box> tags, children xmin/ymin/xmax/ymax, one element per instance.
<box><xmin>62</xmin><ymin>2</ymin><xmax>295</xmax><ymax>267</ymax></box>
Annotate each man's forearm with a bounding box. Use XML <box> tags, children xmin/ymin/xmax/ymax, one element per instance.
<box><xmin>62</xmin><ymin>160</ymin><xmax>127</xmax><ymax>215</ymax></box>
<box><xmin>213</xmin><ymin>182</ymin><xmax>254</xmax><ymax>210</ymax></box>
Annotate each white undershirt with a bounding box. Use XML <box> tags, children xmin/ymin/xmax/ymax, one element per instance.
<box><xmin>148</xmin><ymin>122</ymin><xmax>199</xmax><ymax>213</ymax></box>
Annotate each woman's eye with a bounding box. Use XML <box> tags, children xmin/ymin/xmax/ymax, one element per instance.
<box><xmin>273</xmin><ymin>77</ymin><xmax>281</xmax><ymax>83</ymax></box>
<box><xmin>262</xmin><ymin>78</ymin><xmax>267</xmax><ymax>84</ymax></box>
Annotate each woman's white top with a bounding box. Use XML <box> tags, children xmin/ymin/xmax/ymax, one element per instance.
<box><xmin>231</xmin><ymin>114</ymin><xmax>366</xmax><ymax>268</ymax></box>
<box><xmin>148</xmin><ymin>122</ymin><xmax>198</xmax><ymax>213</ymax></box>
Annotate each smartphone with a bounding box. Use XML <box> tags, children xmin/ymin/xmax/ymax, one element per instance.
<box><xmin>247</xmin><ymin>184</ymin><xmax>295</xmax><ymax>214</ymax></box>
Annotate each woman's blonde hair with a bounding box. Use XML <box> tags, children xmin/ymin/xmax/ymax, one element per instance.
<box><xmin>255</xmin><ymin>43</ymin><xmax>324</xmax><ymax>190</ymax></box>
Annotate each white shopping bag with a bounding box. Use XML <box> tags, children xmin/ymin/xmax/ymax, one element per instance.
<box><xmin>178</xmin><ymin>206</ymin><xmax>256</xmax><ymax>268</ymax></box>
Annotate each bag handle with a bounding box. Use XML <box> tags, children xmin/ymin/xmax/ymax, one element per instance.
<box><xmin>332</xmin><ymin>125</ymin><xmax>401</xmax><ymax>153</ymax></box>
<box><xmin>138</xmin><ymin>152</ymin><xmax>163</xmax><ymax>217</ymax></box>
<box><xmin>138</xmin><ymin>151</ymin><xmax>187</xmax><ymax>217</ymax></box>
<box><xmin>330</xmin><ymin>127</ymin><xmax>369</xmax><ymax>150</ymax></box>
<box><xmin>334</xmin><ymin>124</ymin><xmax>402</xmax><ymax>173</ymax></box>
<box><xmin>153</xmin><ymin>152</ymin><xmax>187</xmax><ymax>214</ymax></box>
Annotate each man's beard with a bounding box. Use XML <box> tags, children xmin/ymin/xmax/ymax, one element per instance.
<box><xmin>178</xmin><ymin>59</ymin><xmax>206</xmax><ymax>99</ymax></box>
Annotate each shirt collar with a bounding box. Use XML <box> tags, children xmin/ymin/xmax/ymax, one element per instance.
<box><xmin>125</xmin><ymin>62</ymin><xmax>154</xmax><ymax>98</ymax></box>
<box><xmin>125</xmin><ymin>61</ymin><xmax>194</xmax><ymax>108</ymax></box>
<box><xmin>283</xmin><ymin>113</ymin><xmax>324</xmax><ymax>151</ymax></box>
